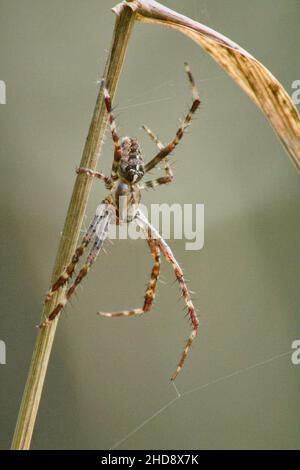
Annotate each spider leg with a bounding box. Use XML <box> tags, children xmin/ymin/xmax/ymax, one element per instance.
<box><xmin>101</xmin><ymin>80</ymin><xmax>121</xmax><ymax>181</ymax></box>
<box><xmin>136</xmin><ymin>211</ymin><xmax>199</xmax><ymax>381</ymax></box>
<box><xmin>144</xmin><ymin>63</ymin><xmax>200</xmax><ymax>174</ymax></box>
<box><xmin>76</xmin><ymin>167</ymin><xmax>113</xmax><ymax>190</ymax></box>
<box><xmin>98</xmin><ymin>235</ymin><xmax>160</xmax><ymax>317</ymax></box>
<box><xmin>141</xmin><ymin>125</ymin><xmax>164</xmax><ymax>150</ymax></box>
<box><xmin>44</xmin><ymin>201</ymin><xmax>111</xmax><ymax>304</ymax></box>
<box><xmin>40</xmin><ymin>203</ymin><xmax>113</xmax><ymax>326</ymax></box>
<box><xmin>138</xmin><ymin>174</ymin><xmax>172</xmax><ymax>190</ymax></box>
<box><xmin>140</xmin><ymin>125</ymin><xmax>173</xmax><ymax>189</ymax></box>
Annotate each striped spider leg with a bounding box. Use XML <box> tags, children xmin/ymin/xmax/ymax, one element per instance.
<box><xmin>44</xmin><ymin>179</ymin><xmax>112</xmax><ymax>306</ymax></box>
<box><xmin>136</xmin><ymin>211</ymin><xmax>199</xmax><ymax>381</ymax></box>
<box><xmin>141</xmin><ymin>62</ymin><xmax>200</xmax><ymax>188</ymax></box>
<box><xmin>139</xmin><ymin>125</ymin><xmax>174</xmax><ymax>189</ymax></box>
<box><xmin>41</xmin><ymin>63</ymin><xmax>200</xmax><ymax>380</ymax></box>
<box><xmin>40</xmin><ymin>199</ymin><xmax>114</xmax><ymax>327</ymax></box>
<box><xmin>98</xmin><ymin>232</ymin><xmax>161</xmax><ymax>318</ymax></box>
<box><xmin>99</xmin><ymin>210</ymin><xmax>199</xmax><ymax>381</ymax></box>
<box><xmin>41</xmin><ymin>75</ymin><xmax>123</xmax><ymax>319</ymax></box>
<box><xmin>101</xmin><ymin>78</ymin><xmax>122</xmax><ymax>181</ymax></box>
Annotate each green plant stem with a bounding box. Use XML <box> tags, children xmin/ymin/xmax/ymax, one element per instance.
<box><xmin>11</xmin><ymin>4</ymin><xmax>136</xmax><ymax>450</ymax></box>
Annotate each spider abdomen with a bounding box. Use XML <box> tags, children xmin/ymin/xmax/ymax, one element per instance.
<box><xmin>114</xmin><ymin>181</ymin><xmax>141</xmax><ymax>223</ymax></box>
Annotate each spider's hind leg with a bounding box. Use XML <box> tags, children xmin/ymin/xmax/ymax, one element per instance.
<box><xmin>44</xmin><ymin>203</ymin><xmax>109</xmax><ymax>304</ymax></box>
<box><xmin>136</xmin><ymin>211</ymin><xmax>199</xmax><ymax>381</ymax></box>
<box><xmin>41</xmin><ymin>201</ymin><xmax>113</xmax><ymax>326</ymax></box>
<box><xmin>98</xmin><ymin>235</ymin><xmax>160</xmax><ymax>318</ymax></box>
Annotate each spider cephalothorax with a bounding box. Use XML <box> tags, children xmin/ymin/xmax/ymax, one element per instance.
<box><xmin>42</xmin><ymin>63</ymin><xmax>201</xmax><ymax>381</ymax></box>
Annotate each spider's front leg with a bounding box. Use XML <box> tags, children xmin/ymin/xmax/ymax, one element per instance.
<box><xmin>101</xmin><ymin>80</ymin><xmax>122</xmax><ymax>181</ymax></box>
<box><xmin>144</xmin><ymin>63</ymin><xmax>200</xmax><ymax>175</ymax></box>
<box><xmin>139</xmin><ymin>125</ymin><xmax>173</xmax><ymax>190</ymax></box>
<box><xmin>76</xmin><ymin>167</ymin><xmax>113</xmax><ymax>190</ymax></box>
<box><xmin>136</xmin><ymin>211</ymin><xmax>199</xmax><ymax>381</ymax></box>
<box><xmin>98</xmin><ymin>235</ymin><xmax>160</xmax><ymax>317</ymax></box>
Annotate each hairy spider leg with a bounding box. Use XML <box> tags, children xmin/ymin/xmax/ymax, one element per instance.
<box><xmin>141</xmin><ymin>125</ymin><xmax>164</xmax><ymax>150</ymax></box>
<box><xmin>41</xmin><ymin>203</ymin><xmax>113</xmax><ymax>326</ymax></box>
<box><xmin>76</xmin><ymin>167</ymin><xmax>113</xmax><ymax>190</ymax></box>
<box><xmin>44</xmin><ymin>202</ymin><xmax>111</xmax><ymax>304</ymax></box>
<box><xmin>98</xmin><ymin>231</ymin><xmax>160</xmax><ymax>317</ymax></box>
<box><xmin>144</xmin><ymin>63</ymin><xmax>200</xmax><ymax>175</ymax></box>
<box><xmin>140</xmin><ymin>125</ymin><xmax>173</xmax><ymax>189</ymax></box>
<box><xmin>136</xmin><ymin>211</ymin><xmax>199</xmax><ymax>381</ymax></box>
<box><xmin>101</xmin><ymin>80</ymin><xmax>122</xmax><ymax>181</ymax></box>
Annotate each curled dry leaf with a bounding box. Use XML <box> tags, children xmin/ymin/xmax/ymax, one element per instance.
<box><xmin>114</xmin><ymin>0</ymin><xmax>300</xmax><ymax>171</ymax></box>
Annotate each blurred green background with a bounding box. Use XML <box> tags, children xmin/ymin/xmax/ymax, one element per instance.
<box><xmin>0</xmin><ymin>0</ymin><xmax>299</xmax><ymax>450</ymax></box>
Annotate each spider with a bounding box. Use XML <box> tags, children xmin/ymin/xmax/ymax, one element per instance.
<box><xmin>41</xmin><ymin>63</ymin><xmax>200</xmax><ymax>381</ymax></box>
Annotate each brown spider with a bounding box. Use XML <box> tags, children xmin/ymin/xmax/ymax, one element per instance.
<box><xmin>41</xmin><ymin>63</ymin><xmax>200</xmax><ymax>381</ymax></box>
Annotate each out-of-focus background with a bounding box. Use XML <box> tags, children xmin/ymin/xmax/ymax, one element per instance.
<box><xmin>0</xmin><ymin>0</ymin><xmax>299</xmax><ymax>450</ymax></box>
